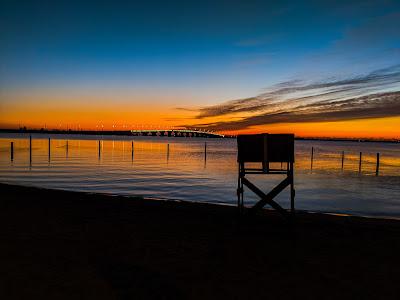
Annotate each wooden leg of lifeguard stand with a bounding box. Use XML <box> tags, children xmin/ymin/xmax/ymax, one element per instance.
<box><xmin>237</xmin><ymin>163</ymin><xmax>244</xmax><ymax>215</ymax></box>
<box><xmin>245</xmin><ymin>177</ymin><xmax>290</xmax><ymax>217</ymax></box>
<box><xmin>289</xmin><ymin>161</ymin><xmax>295</xmax><ymax>216</ymax></box>
<box><xmin>237</xmin><ymin>162</ymin><xmax>295</xmax><ymax>221</ymax></box>
<box><xmin>245</xmin><ymin>162</ymin><xmax>294</xmax><ymax>219</ymax></box>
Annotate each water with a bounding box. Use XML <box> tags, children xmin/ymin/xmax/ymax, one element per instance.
<box><xmin>1</xmin><ymin>133</ymin><xmax>399</xmax><ymax>219</ymax></box>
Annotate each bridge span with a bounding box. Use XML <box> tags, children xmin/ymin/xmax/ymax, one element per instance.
<box><xmin>130</xmin><ymin>129</ymin><xmax>224</xmax><ymax>138</ymax></box>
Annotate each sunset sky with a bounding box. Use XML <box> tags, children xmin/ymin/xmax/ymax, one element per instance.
<box><xmin>1</xmin><ymin>0</ymin><xmax>399</xmax><ymax>139</ymax></box>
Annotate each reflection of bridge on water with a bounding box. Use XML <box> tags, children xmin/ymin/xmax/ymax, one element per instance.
<box><xmin>131</xmin><ymin>129</ymin><xmax>224</xmax><ymax>138</ymax></box>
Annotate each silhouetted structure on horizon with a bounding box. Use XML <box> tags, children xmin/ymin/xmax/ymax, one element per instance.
<box><xmin>0</xmin><ymin>128</ymin><xmax>225</xmax><ymax>138</ymax></box>
<box><xmin>130</xmin><ymin>129</ymin><xmax>224</xmax><ymax>138</ymax></box>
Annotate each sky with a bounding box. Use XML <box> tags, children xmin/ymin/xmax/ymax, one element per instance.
<box><xmin>0</xmin><ymin>0</ymin><xmax>399</xmax><ymax>139</ymax></box>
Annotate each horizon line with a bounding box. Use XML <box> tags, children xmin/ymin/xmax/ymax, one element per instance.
<box><xmin>0</xmin><ymin>128</ymin><xmax>399</xmax><ymax>143</ymax></box>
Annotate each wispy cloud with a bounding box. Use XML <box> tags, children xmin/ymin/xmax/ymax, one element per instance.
<box><xmin>182</xmin><ymin>64</ymin><xmax>400</xmax><ymax>131</ymax></box>
<box><xmin>234</xmin><ymin>34</ymin><xmax>280</xmax><ymax>47</ymax></box>
<box><xmin>302</xmin><ymin>12</ymin><xmax>400</xmax><ymax>75</ymax></box>
<box><xmin>332</xmin><ymin>12</ymin><xmax>400</xmax><ymax>51</ymax></box>
<box><xmin>235</xmin><ymin>53</ymin><xmax>272</xmax><ymax>67</ymax></box>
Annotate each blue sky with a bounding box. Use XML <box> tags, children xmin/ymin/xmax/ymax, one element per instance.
<box><xmin>1</xmin><ymin>1</ymin><xmax>398</xmax><ymax>95</ymax></box>
<box><xmin>0</xmin><ymin>0</ymin><xmax>399</xmax><ymax>134</ymax></box>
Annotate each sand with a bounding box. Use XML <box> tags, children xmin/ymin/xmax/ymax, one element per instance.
<box><xmin>1</xmin><ymin>183</ymin><xmax>400</xmax><ymax>299</ymax></box>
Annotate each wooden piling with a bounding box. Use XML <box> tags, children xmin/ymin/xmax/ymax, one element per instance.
<box><xmin>310</xmin><ymin>147</ymin><xmax>314</xmax><ymax>171</ymax></box>
<box><xmin>11</xmin><ymin>142</ymin><xmax>14</xmax><ymax>161</ymax></box>
<box><xmin>204</xmin><ymin>142</ymin><xmax>207</xmax><ymax>161</ymax></box>
<box><xmin>98</xmin><ymin>140</ymin><xmax>101</xmax><ymax>158</ymax></box>
<box><xmin>376</xmin><ymin>153</ymin><xmax>380</xmax><ymax>176</ymax></box>
<box><xmin>131</xmin><ymin>141</ymin><xmax>134</xmax><ymax>159</ymax></box>
<box><xmin>48</xmin><ymin>138</ymin><xmax>51</xmax><ymax>161</ymax></box>
<box><xmin>66</xmin><ymin>140</ymin><xmax>69</xmax><ymax>157</ymax></box>
<box><xmin>359</xmin><ymin>152</ymin><xmax>362</xmax><ymax>173</ymax></box>
<box><xmin>341</xmin><ymin>151</ymin><xmax>344</xmax><ymax>170</ymax></box>
<box><xmin>29</xmin><ymin>135</ymin><xmax>32</xmax><ymax>164</ymax></box>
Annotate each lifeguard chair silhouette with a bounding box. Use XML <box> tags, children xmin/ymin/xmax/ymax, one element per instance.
<box><xmin>237</xmin><ymin>134</ymin><xmax>295</xmax><ymax>218</ymax></box>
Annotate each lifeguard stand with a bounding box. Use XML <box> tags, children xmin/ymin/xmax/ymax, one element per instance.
<box><xmin>237</xmin><ymin>134</ymin><xmax>295</xmax><ymax>218</ymax></box>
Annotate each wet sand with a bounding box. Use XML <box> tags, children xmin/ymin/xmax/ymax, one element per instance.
<box><xmin>1</xmin><ymin>183</ymin><xmax>400</xmax><ymax>299</ymax></box>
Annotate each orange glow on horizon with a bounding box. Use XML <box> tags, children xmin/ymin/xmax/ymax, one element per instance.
<box><xmin>1</xmin><ymin>91</ymin><xmax>399</xmax><ymax>140</ymax></box>
<box><xmin>221</xmin><ymin>117</ymin><xmax>400</xmax><ymax>140</ymax></box>
<box><xmin>1</xmin><ymin>111</ymin><xmax>399</xmax><ymax>140</ymax></box>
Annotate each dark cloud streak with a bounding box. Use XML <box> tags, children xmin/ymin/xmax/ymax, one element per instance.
<box><xmin>192</xmin><ymin>92</ymin><xmax>400</xmax><ymax>131</ymax></box>
<box><xmin>182</xmin><ymin>65</ymin><xmax>400</xmax><ymax>130</ymax></box>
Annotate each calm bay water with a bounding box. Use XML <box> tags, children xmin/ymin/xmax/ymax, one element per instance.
<box><xmin>1</xmin><ymin>133</ymin><xmax>399</xmax><ymax>218</ymax></box>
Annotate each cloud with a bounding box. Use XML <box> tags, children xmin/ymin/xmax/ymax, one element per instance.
<box><xmin>235</xmin><ymin>54</ymin><xmax>271</xmax><ymax>67</ymax></box>
<box><xmin>182</xmin><ymin>64</ymin><xmax>400</xmax><ymax>130</ymax></box>
<box><xmin>333</xmin><ymin>12</ymin><xmax>400</xmax><ymax>51</ymax></box>
<box><xmin>195</xmin><ymin>97</ymin><xmax>272</xmax><ymax>119</ymax></box>
<box><xmin>304</xmin><ymin>12</ymin><xmax>400</xmax><ymax>75</ymax></box>
<box><xmin>234</xmin><ymin>34</ymin><xmax>279</xmax><ymax>47</ymax></box>
<box><xmin>191</xmin><ymin>92</ymin><xmax>400</xmax><ymax>131</ymax></box>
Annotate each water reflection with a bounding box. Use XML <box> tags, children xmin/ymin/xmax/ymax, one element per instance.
<box><xmin>0</xmin><ymin>133</ymin><xmax>399</xmax><ymax>218</ymax></box>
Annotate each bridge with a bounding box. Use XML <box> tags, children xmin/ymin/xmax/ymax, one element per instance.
<box><xmin>130</xmin><ymin>129</ymin><xmax>225</xmax><ymax>138</ymax></box>
<box><xmin>2</xmin><ymin>128</ymin><xmax>226</xmax><ymax>138</ymax></box>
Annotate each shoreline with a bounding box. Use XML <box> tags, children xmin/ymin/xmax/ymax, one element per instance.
<box><xmin>1</xmin><ymin>182</ymin><xmax>400</xmax><ymax>299</ymax></box>
<box><xmin>1</xmin><ymin>129</ymin><xmax>399</xmax><ymax>143</ymax></box>
<box><xmin>3</xmin><ymin>182</ymin><xmax>400</xmax><ymax>222</ymax></box>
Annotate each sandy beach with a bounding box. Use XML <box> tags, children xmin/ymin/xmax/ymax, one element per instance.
<box><xmin>1</xmin><ymin>183</ymin><xmax>400</xmax><ymax>299</ymax></box>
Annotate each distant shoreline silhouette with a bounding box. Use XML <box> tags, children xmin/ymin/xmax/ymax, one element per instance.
<box><xmin>0</xmin><ymin>128</ymin><xmax>398</xmax><ymax>143</ymax></box>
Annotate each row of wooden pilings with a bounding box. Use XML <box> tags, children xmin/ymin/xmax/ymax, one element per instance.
<box><xmin>8</xmin><ymin>138</ymin><xmax>381</xmax><ymax>175</ymax></box>
<box><xmin>9</xmin><ymin>136</ymin><xmax>208</xmax><ymax>163</ymax></box>
<box><xmin>310</xmin><ymin>146</ymin><xmax>380</xmax><ymax>176</ymax></box>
